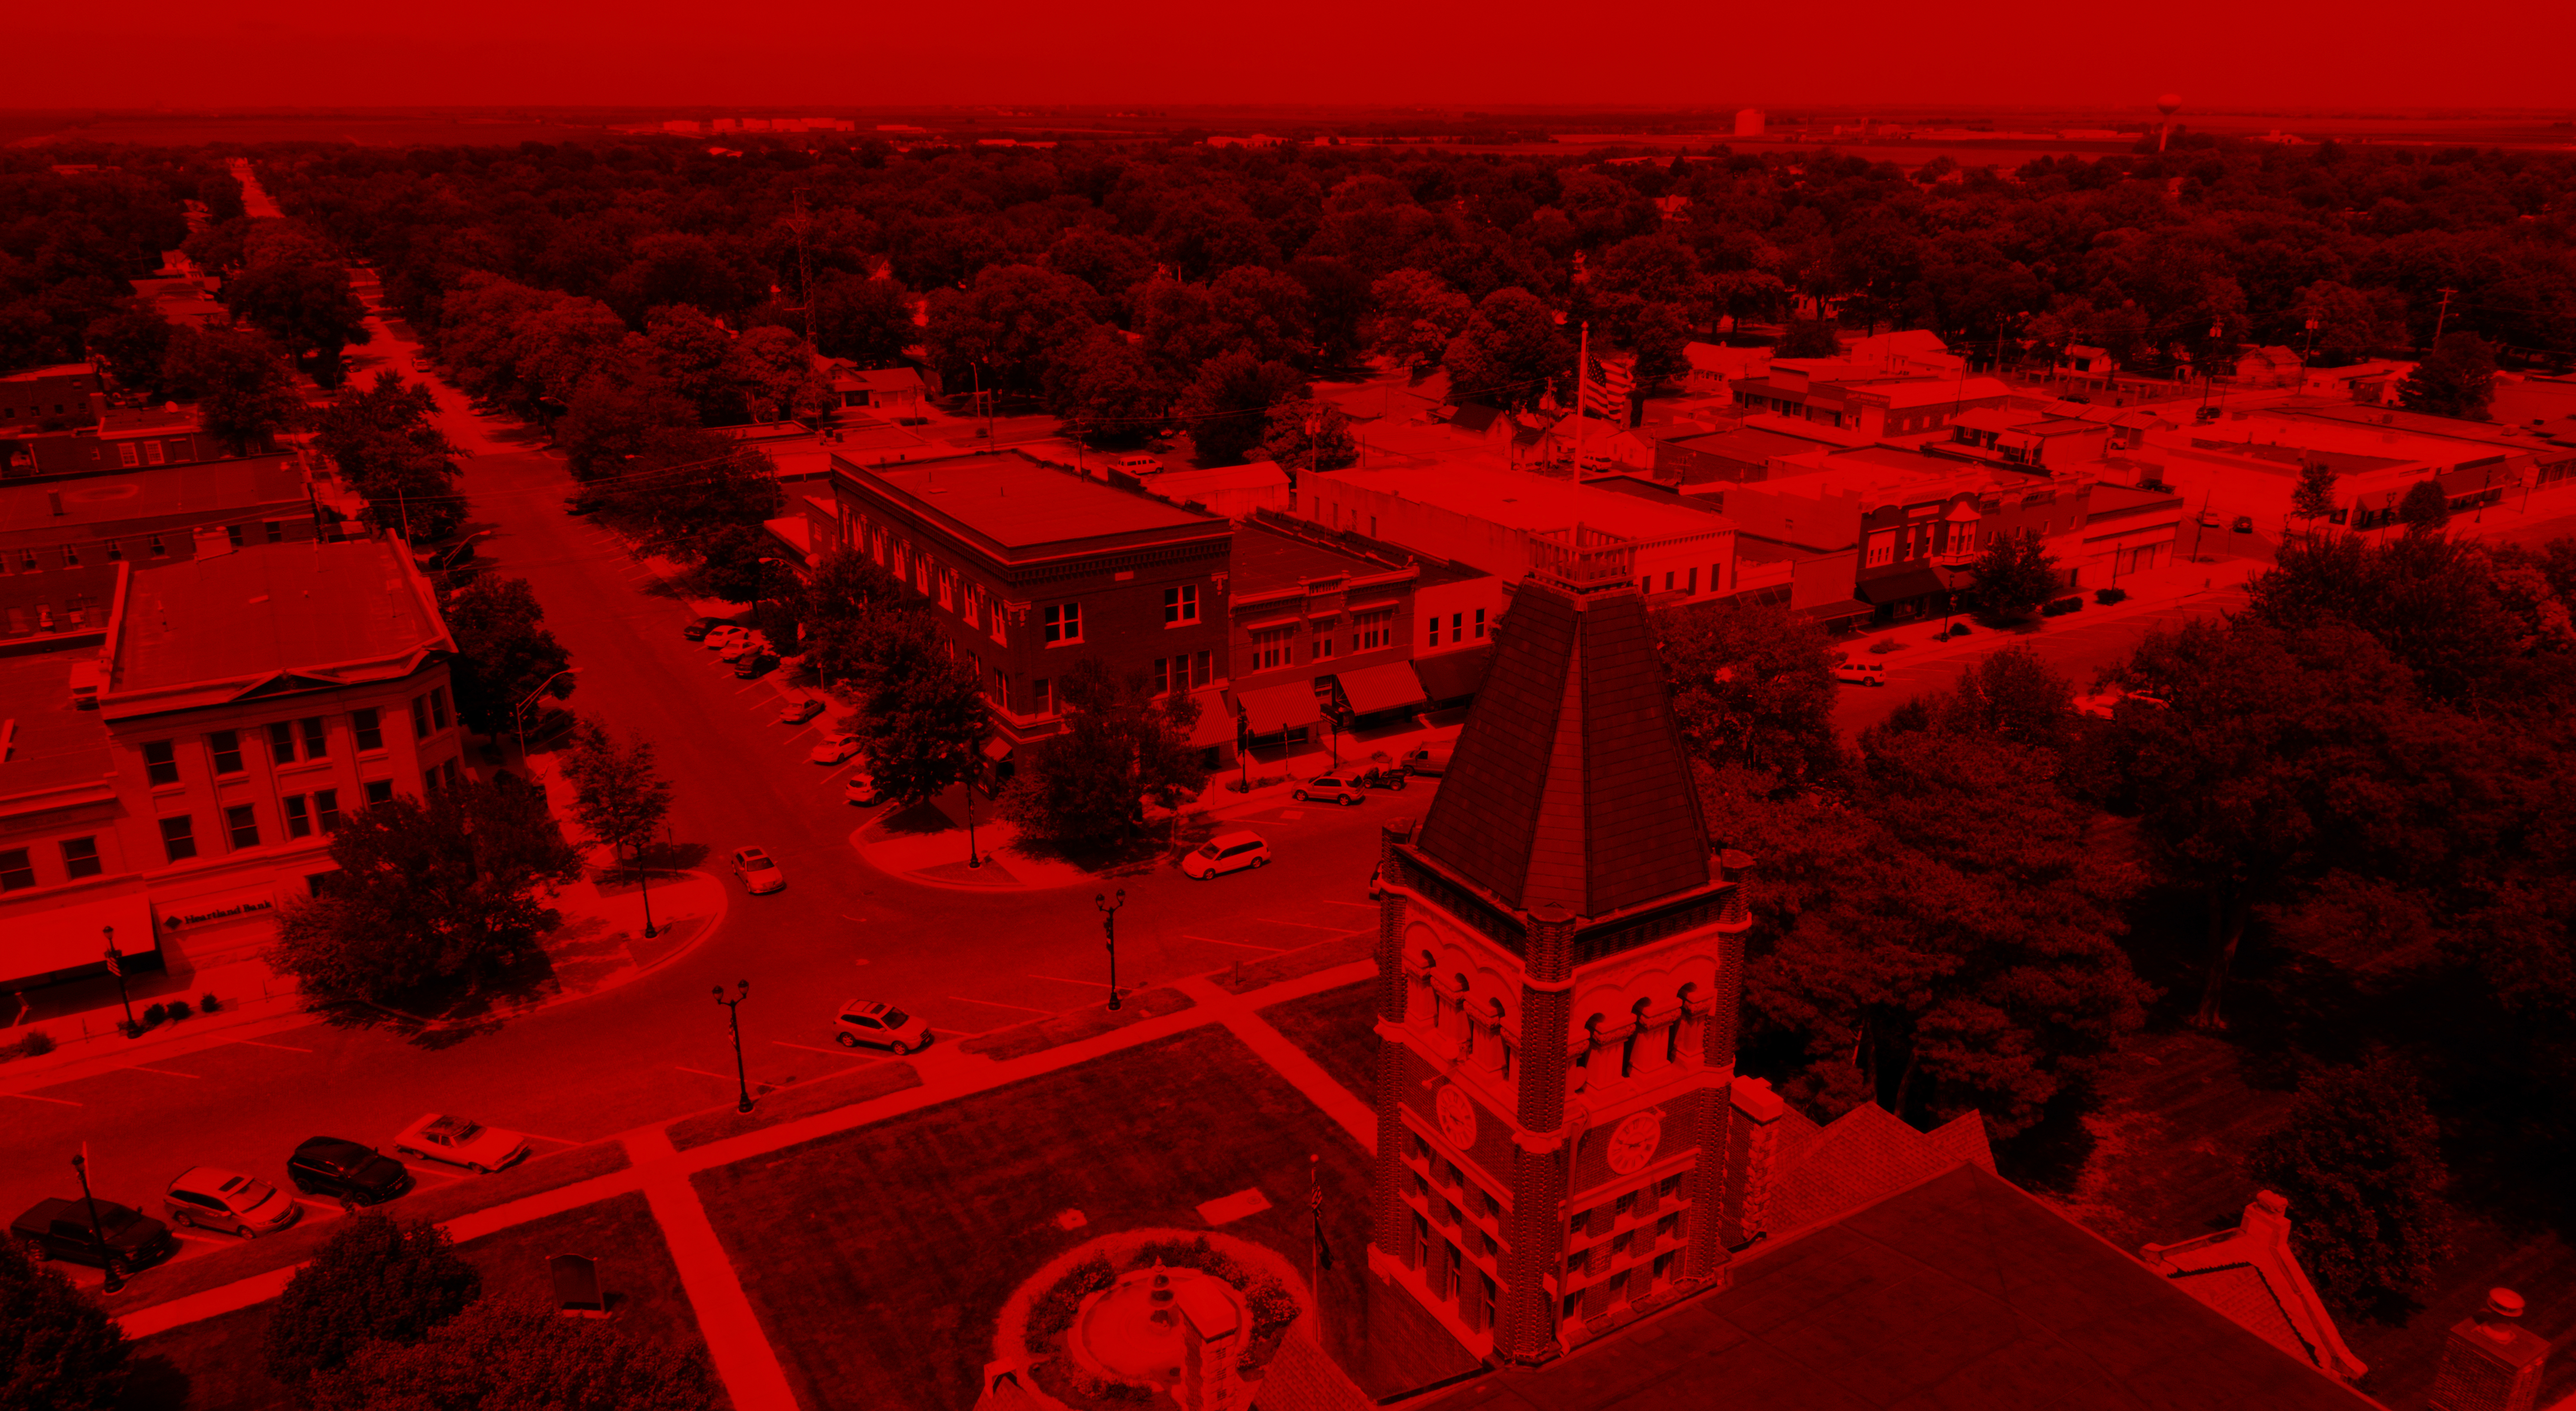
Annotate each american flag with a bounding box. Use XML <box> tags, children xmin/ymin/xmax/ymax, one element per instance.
<box><xmin>1580</xmin><ymin>354</ymin><xmax>1634</xmax><ymax>423</ymax></box>
<box><xmin>1310</xmin><ymin>1154</ymin><xmax>1334</xmax><ymax>1272</ymax></box>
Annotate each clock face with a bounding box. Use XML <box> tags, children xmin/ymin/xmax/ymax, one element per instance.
<box><xmin>1436</xmin><ymin>1085</ymin><xmax>1478</xmax><ymax>1150</ymax></box>
<box><xmin>1606</xmin><ymin>1111</ymin><xmax>1662</xmax><ymax>1174</ymax></box>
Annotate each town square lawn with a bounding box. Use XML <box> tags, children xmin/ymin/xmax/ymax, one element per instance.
<box><xmin>1258</xmin><ymin>979</ymin><xmax>1381</xmax><ymax>1105</ymax></box>
<box><xmin>690</xmin><ymin>1025</ymin><xmax>1477</xmax><ymax>1410</ymax></box>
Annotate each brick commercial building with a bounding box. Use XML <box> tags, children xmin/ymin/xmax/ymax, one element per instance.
<box><xmin>822</xmin><ymin>450</ymin><xmax>1233</xmax><ymax>770</ymax></box>
<box><xmin>3</xmin><ymin>405</ymin><xmax>243</xmax><ymax>480</ymax></box>
<box><xmin>0</xmin><ymin>537</ymin><xmax>464</xmax><ymax>991</ymax></box>
<box><xmin>0</xmin><ymin>364</ymin><xmax>105</xmax><ymax>432</ymax></box>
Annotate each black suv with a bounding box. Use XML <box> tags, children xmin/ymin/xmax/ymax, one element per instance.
<box><xmin>682</xmin><ymin>616</ymin><xmax>729</xmax><ymax>642</ymax></box>
<box><xmin>11</xmin><ymin>1197</ymin><xmax>177</xmax><ymax>1271</ymax></box>
<box><xmin>286</xmin><ymin>1137</ymin><xmax>415</xmax><ymax>1205</ymax></box>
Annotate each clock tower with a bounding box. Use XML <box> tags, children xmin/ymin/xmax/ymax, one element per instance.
<box><xmin>1363</xmin><ymin>531</ymin><xmax>1780</xmax><ymax>1365</ymax></box>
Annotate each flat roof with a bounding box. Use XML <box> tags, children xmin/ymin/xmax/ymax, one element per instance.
<box><xmin>1325</xmin><ymin>464</ymin><xmax>1733</xmax><ymax>542</ymax></box>
<box><xmin>0</xmin><ymin>646</ymin><xmax>114</xmax><ymax>802</ymax></box>
<box><xmin>109</xmin><ymin>538</ymin><xmax>450</xmax><ymax>701</ymax></box>
<box><xmin>99</xmin><ymin>406</ymin><xmax>199</xmax><ymax>435</ymax></box>
<box><xmin>846</xmin><ymin>451</ymin><xmax>1222</xmax><ymax>552</ymax></box>
<box><xmin>1665</xmin><ymin>427</ymin><xmax>1821</xmax><ymax>464</ymax></box>
<box><xmin>0</xmin><ymin>365</ymin><xmax>97</xmax><ymax>382</ymax></box>
<box><xmin>1232</xmin><ymin>517</ymin><xmax>1412</xmax><ymax>596</ymax></box>
<box><xmin>0</xmin><ymin>455</ymin><xmax>304</xmax><ymax>536</ymax></box>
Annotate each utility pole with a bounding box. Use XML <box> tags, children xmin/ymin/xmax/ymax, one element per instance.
<box><xmin>787</xmin><ymin>188</ymin><xmax>817</xmax><ymax>348</ymax></box>
<box><xmin>713</xmin><ymin>982</ymin><xmax>753</xmax><ymax>1113</ymax></box>
<box><xmin>102</xmin><ymin>927</ymin><xmax>136</xmax><ymax>1037</ymax></box>
<box><xmin>72</xmin><ymin>1154</ymin><xmax>123</xmax><ymax>1294</ymax></box>
<box><xmin>1097</xmin><ymin>889</ymin><xmax>1126</xmax><ymax>1011</ymax></box>
<box><xmin>2433</xmin><ymin>287</ymin><xmax>2458</xmax><ymax>345</ymax></box>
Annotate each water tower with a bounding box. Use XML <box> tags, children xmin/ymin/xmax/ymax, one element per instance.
<box><xmin>2156</xmin><ymin>94</ymin><xmax>2183</xmax><ymax>152</ymax></box>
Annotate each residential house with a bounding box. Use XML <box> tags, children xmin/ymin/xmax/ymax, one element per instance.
<box><xmin>829</xmin><ymin>364</ymin><xmax>932</xmax><ymax>419</ymax></box>
<box><xmin>1731</xmin><ymin>364</ymin><xmax>2015</xmax><ymax>441</ymax></box>
<box><xmin>2233</xmin><ymin>346</ymin><xmax>2307</xmax><ymax>389</ymax></box>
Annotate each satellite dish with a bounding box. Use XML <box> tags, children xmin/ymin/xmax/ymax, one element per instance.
<box><xmin>2157</xmin><ymin>94</ymin><xmax>2184</xmax><ymax>116</ymax></box>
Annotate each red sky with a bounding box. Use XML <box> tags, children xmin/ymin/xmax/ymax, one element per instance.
<box><xmin>18</xmin><ymin>0</ymin><xmax>2575</xmax><ymax>112</ymax></box>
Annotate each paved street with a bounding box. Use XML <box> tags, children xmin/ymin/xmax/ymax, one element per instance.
<box><xmin>0</xmin><ymin>298</ymin><xmax>1407</xmax><ymax>1266</ymax></box>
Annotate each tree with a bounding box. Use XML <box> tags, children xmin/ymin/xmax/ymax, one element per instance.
<box><xmin>82</xmin><ymin>300</ymin><xmax>172</xmax><ymax>394</ymax></box>
<box><xmin>583</xmin><ymin>428</ymin><xmax>783</xmax><ymax>555</ymax></box>
<box><xmin>1442</xmin><ymin>287</ymin><xmax>1567</xmax><ymax>412</ymax></box>
<box><xmin>1873</xmin><ymin>645</ymin><xmax>2078</xmax><ymax>756</ymax></box>
<box><xmin>1205</xmin><ymin>265</ymin><xmax>1314</xmax><ymax>369</ymax></box>
<box><xmin>2398</xmin><ymin>331</ymin><xmax>2498</xmax><ymax>420</ymax></box>
<box><xmin>2246</xmin><ymin>1055</ymin><xmax>2453</xmax><ymax>1315</ymax></box>
<box><xmin>1043</xmin><ymin>328</ymin><xmax>1167</xmax><ymax>446</ymax></box>
<box><xmin>1176</xmin><ymin>349</ymin><xmax>1306</xmax><ymax>467</ymax></box>
<box><xmin>158</xmin><ymin>326</ymin><xmax>304</xmax><ymax>451</ymax></box>
<box><xmin>922</xmin><ymin>263</ymin><xmax>1098</xmax><ymax>398</ymax></box>
<box><xmin>556</xmin><ymin>356</ymin><xmax>697</xmax><ymax>483</ymax></box>
<box><xmin>443</xmin><ymin>577</ymin><xmax>575</xmax><ymax>736</ymax></box>
<box><xmin>0</xmin><ymin>1236</ymin><xmax>129</xmax><ymax>1411</ymax></box>
<box><xmin>2289</xmin><ymin>280</ymin><xmax>2404</xmax><ymax>364</ymax></box>
<box><xmin>809</xmin><ymin>271</ymin><xmax>916</xmax><ymax>368</ymax></box>
<box><xmin>1628</xmin><ymin>302</ymin><xmax>1692</xmax><ymax>392</ymax></box>
<box><xmin>315</xmin><ymin>372</ymin><xmax>465</xmax><ymax>542</ymax></box>
<box><xmin>561</xmin><ymin>718</ymin><xmax>674</xmax><ymax>862</ymax></box>
<box><xmin>717</xmin><ymin>325</ymin><xmax>835</xmax><ymax>425</ymax></box>
<box><xmin>998</xmin><ymin>658</ymin><xmax>1207</xmax><ymax>846</ymax></box>
<box><xmin>2290</xmin><ymin>462</ymin><xmax>2339</xmax><ymax>538</ymax></box>
<box><xmin>1368</xmin><ymin>268</ymin><xmax>1472</xmax><ymax>373</ymax></box>
<box><xmin>225</xmin><ymin>219</ymin><xmax>372</xmax><ymax>383</ymax></box>
<box><xmin>304</xmin><ymin>1296</ymin><xmax>719</xmax><ymax>1411</ymax></box>
<box><xmin>1970</xmin><ymin>529</ymin><xmax>2059</xmax><ymax>622</ymax></box>
<box><xmin>264</xmin><ymin>1213</ymin><xmax>481</xmax><ymax>1389</ymax></box>
<box><xmin>845</xmin><ymin>610</ymin><xmax>993</xmax><ymax>810</ymax></box>
<box><xmin>269</xmin><ymin>778</ymin><xmax>580</xmax><ymax>1002</ymax></box>
<box><xmin>1654</xmin><ymin>599</ymin><xmax>1843</xmax><ymax>783</ymax></box>
<box><xmin>1260</xmin><ymin>397</ymin><xmax>1358</xmax><ymax>474</ymax></box>
<box><xmin>797</xmin><ymin>549</ymin><xmax>908</xmax><ymax>688</ymax></box>
<box><xmin>1776</xmin><ymin>316</ymin><xmax>1841</xmax><ymax>359</ymax></box>
<box><xmin>2397</xmin><ymin>477</ymin><xmax>2451</xmax><ymax>535</ymax></box>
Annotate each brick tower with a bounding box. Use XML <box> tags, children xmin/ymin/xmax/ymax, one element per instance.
<box><xmin>1364</xmin><ymin>530</ymin><xmax>1775</xmax><ymax>1367</ymax></box>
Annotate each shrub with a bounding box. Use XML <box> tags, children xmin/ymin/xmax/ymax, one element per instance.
<box><xmin>1865</xmin><ymin>635</ymin><xmax>1900</xmax><ymax>655</ymax></box>
<box><xmin>13</xmin><ymin>1029</ymin><xmax>55</xmax><ymax>1058</ymax></box>
<box><xmin>1023</xmin><ymin>1252</ymin><xmax>1115</xmax><ymax>1355</ymax></box>
<box><xmin>166</xmin><ymin>999</ymin><xmax>193</xmax><ymax>1020</ymax></box>
<box><xmin>265</xmin><ymin>1213</ymin><xmax>481</xmax><ymax>1386</ymax></box>
<box><xmin>142</xmin><ymin>1003</ymin><xmax>166</xmax><ymax>1026</ymax></box>
<box><xmin>2095</xmin><ymin>587</ymin><xmax>2128</xmax><ymax>605</ymax></box>
<box><xmin>200</xmin><ymin>992</ymin><xmax>222</xmax><ymax>1012</ymax></box>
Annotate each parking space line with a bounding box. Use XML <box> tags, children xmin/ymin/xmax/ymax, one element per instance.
<box><xmin>948</xmin><ymin>994</ymin><xmax>1056</xmax><ymax>1016</ymax></box>
<box><xmin>170</xmin><ymin>1229</ymin><xmax>235</xmax><ymax>1244</ymax></box>
<box><xmin>673</xmin><ymin>1065</ymin><xmax>743</xmax><ymax>1083</ymax></box>
<box><xmin>1183</xmin><ymin>934</ymin><xmax>1288</xmax><ymax>953</ymax></box>
<box><xmin>773</xmin><ymin>1040</ymin><xmax>873</xmax><ymax>1059</ymax></box>
<box><xmin>128</xmin><ymin>1064</ymin><xmax>205</xmax><ymax>1079</ymax></box>
<box><xmin>1258</xmin><ymin>919</ymin><xmax>1349</xmax><ymax>931</ymax></box>
<box><xmin>1</xmin><ymin>1090</ymin><xmax>81</xmax><ymax>1106</ymax></box>
<box><xmin>519</xmin><ymin>1132</ymin><xmax>580</xmax><ymax>1147</ymax></box>
<box><xmin>237</xmin><ymin>1039</ymin><xmax>312</xmax><ymax>1052</ymax></box>
<box><xmin>1027</xmin><ymin>973</ymin><xmax>1114</xmax><ymax>989</ymax></box>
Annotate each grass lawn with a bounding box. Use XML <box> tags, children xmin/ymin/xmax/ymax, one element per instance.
<box><xmin>1211</xmin><ymin>932</ymin><xmax>1371</xmax><ymax>994</ymax></box>
<box><xmin>954</xmin><ymin>984</ymin><xmax>1193</xmax><ymax>1062</ymax></box>
<box><xmin>668</xmin><ymin>1055</ymin><xmax>922</xmax><ymax>1152</ymax></box>
<box><xmin>120</xmin><ymin>1190</ymin><xmax>712</xmax><ymax>1411</ymax></box>
<box><xmin>692</xmin><ymin>1025</ymin><xmax>1476</xmax><ymax>1410</ymax></box>
<box><xmin>1258</xmin><ymin>979</ymin><xmax>1379</xmax><ymax>1105</ymax></box>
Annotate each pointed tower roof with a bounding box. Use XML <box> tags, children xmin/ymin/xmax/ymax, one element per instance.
<box><xmin>1414</xmin><ymin>530</ymin><xmax>1711</xmax><ymax>918</ymax></box>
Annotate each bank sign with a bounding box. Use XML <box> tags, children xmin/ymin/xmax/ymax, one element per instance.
<box><xmin>161</xmin><ymin>892</ymin><xmax>277</xmax><ymax>931</ymax></box>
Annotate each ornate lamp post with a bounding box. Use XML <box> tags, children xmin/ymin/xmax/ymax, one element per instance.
<box><xmin>71</xmin><ymin>1154</ymin><xmax>122</xmax><ymax>1293</ymax></box>
<box><xmin>513</xmin><ymin>666</ymin><xmax>581</xmax><ymax>763</ymax></box>
<box><xmin>1097</xmin><ymin>889</ymin><xmax>1126</xmax><ymax>1011</ymax></box>
<box><xmin>712</xmin><ymin>981</ymin><xmax>753</xmax><ymax>1113</ymax></box>
<box><xmin>101</xmin><ymin>927</ymin><xmax>136</xmax><ymax>1037</ymax></box>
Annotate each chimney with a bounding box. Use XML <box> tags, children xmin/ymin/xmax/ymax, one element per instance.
<box><xmin>2427</xmin><ymin>1288</ymin><xmax>2550</xmax><ymax>1411</ymax></box>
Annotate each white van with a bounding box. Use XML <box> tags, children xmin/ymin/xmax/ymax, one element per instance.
<box><xmin>1110</xmin><ymin>453</ymin><xmax>1163</xmax><ymax>477</ymax></box>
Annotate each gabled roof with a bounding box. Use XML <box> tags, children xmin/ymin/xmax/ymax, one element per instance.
<box><xmin>1769</xmin><ymin>1103</ymin><xmax>1996</xmax><ymax>1236</ymax></box>
<box><xmin>2142</xmin><ymin>1192</ymin><xmax>2368</xmax><ymax>1382</ymax></box>
<box><xmin>1413</xmin><ymin>559</ymin><xmax>1710</xmax><ymax>918</ymax></box>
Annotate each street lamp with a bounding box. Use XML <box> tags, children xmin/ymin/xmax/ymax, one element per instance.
<box><xmin>433</xmin><ymin>529</ymin><xmax>492</xmax><ymax>576</ymax></box>
<box><xmin>512</xmin><ymin>667</ymin><xmax>581</xmax><ymax>763</ymax></box>
<box><xmin>102</xmin><ymin>927</ymin><xmax>136</xmax><ymax>1037</ymax></box>
<box><xmin>964</xmin><ymin>758</ymin><xmax>983</xmax><ymax>870</ymax></box>
<box><xmin>1097</xmin><ymin>889</ymin><xmax>1125</xmax><ymax>1011</ymax></box>
<box><xmin>71</xmin><ymin>1154</ymin><xmax>122</xmax><ymax>1293</ymax></box>
<box><xmin>712</xmin><ymin>981</ymin><xmax>753</xmax><ymax>1113</ymax></box>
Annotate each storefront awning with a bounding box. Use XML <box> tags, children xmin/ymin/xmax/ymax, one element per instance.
<box><xmin>1236</xmin><ymin>680</ymin><xmax>1323</xmax><ymax>735</ymax></box>
<box><xmin>1337</xmin><ymin>660</ymin><xmax>1429</xmax><ymax>717</ymax></box>
<box><xmin>1411</xmin><ymin>645</ymin><xmax>1493</xmax><ymax>704</ymax></box>
<box><xmin>1856</xmin><ymin>565</ymin><xmax>1950</xmax><ymax>606</ymax></box>
<box><xmin>1186</xmin><ymin>689</ymin><xmax>1237</xmax><ymax>748</ymax></box>
<box><xmin>4</xmin><ymin>885</ymin><xmax>158</xmax><ymax>988</ymax></box>
<box><xmin>981</xmin><ymin>736</ymin><xmax>1014</xmax><ymax>761</ymax></box>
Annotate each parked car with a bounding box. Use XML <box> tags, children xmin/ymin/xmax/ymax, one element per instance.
<box><xmin>164</xmin><ymin>1167</ymin><xmax>301</xmax><ymax>1238</ymax></box>
<box><xmin>732</xmin><ymin>846</ymin><xmax>786</xmax><ymax>894</ymax></box>
<box><xmin>286</xmin><ymin>1137</ymin><xmax>413</xmax><ymax>1205</ymax></box>
<box><xmin>1292</xmin><ymin>775</ymin><xmax>1364</xmax><ymax>806</ymax></box>
<box><xmin>682</xmin><ymin>617</ymin><xmax>729</xmax><ymax>642</ymax></box>
<box><xmin>1109</xmin><ymin>453</ymin><xmax>1163</xmax><ymax>477</ymax></box>
<box><xmin>1355</xmin><ymin>766</ymin><xmax>1409</xmax><ymax>792</ymax></box>
<box><xmin>809</xmin><ymin>733</ymin><xmax>863</xmax><ymax>765</ymax></box>
<box><xmin>704</xmin><ymin>626</ymin><xmax>749</xmax><ymax>651</ymax></box>
<box><xmin>1182</xmin><ymin>831</ymin><xmax>1272</xmax><ymax>879</ymax></box>
<box><xmin>1834</xmin><ymin>660</ymin><xmax>1887</xmax><ymax>687</ymax></box>
<box><xmin>843</xmin><ymin>773</ymin><xmax>882</xmax><ymax>806</ymax></box>
<box><xmin>732</xmin><ymin>652</ymin><xmax>779</xmax><ymax>679</ymax></box>
<box><xmin>12</xmin><ymin>1197</ymin><xmax>176</xmax><ymax>1271</ymax></box>
<box><xmin>833</xmin><ymin>1000</ymin><xmax>931</xmax><ymax>1054</ymax></box>
<box><xmin>719</xmin><ymin>634</ymin><xmax>769</xmax><ymax>663</ymax></box>
<box><xmin>1400</xmin><ymin>745</ymin><xmax>1453</xmax><ymax>777</ymax></box>
<box><xmin>392</xmin><ymin>1114</ymin><xmax>531</xmax><ymax>1174</ymax></box>
<box><xmin>776</xmin><ymin>698</ymin><xmax>824</xmax><ymax>725</ymax></box>
<box><xmin>2231</xmin><ymin>515</ymin><xmax>2255</xmax><ymax>534</ymax></box>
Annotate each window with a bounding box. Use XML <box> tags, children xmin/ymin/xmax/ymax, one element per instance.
<box><xmin>268</xmin><ymin>721</ymin><xmax>300</xmax><ymax>763</ymax></box>
<box><xmin>429</xmin><ymin>688</ymin><xmax>449</xmax><ymax>730</ymax></box>
<box><xmin>118</xmin><ymin>441</ymin><xmax>139</xmax><ymax>468</ymax></box>
<box><xmin>284</xmin><ymin>795</ymin><xmax>312</xmax><ymax>839</ymax></box>
<box><xmin>225</xmin><ymin>804</ymin><xmax>260</xmax><ymax>851</ymax></box>
<box><xmin>1192</xmin><ymin>651</ymin><xmax>1211</xmax><ymax>687</ymax></box>
<box><xmin>15</xmin><ymin>549</ymin><xmax>35</xmax><ymax>573</ymax></box>
<box><xmin>0</xmin><ymin>848</ymin><xmax>31</xmax><ymax>891</ymax></box>
<box><xmin>410</xmin><ymin>695</ymin><xmax>431</xmax><ymax>739</ymax></box>
<box><xmin>61</xmin><ymin>836</ymin><xmax>101</xmax><ymax>879</ymax></box>
<box><xmin>936</xmin><ymin>565</ymin><xmax>953</xmax><ymax>610</ymax></box>
<box><xmin>1655</xmin><ymin>1173</ymin><xmax>1683</xmax><ymax>1198</ymax></box>
<box><xmin>143</xmin><ymin>740</ymin><xmax>180</xmax><ymax>786</ymax></box>
<box><xmin>144</xmin><ymin>440</ymin><xmax>166</xmax><ymax>465</ymax></box>
<box><xmin>364</xmin><ymin>779</ymin><xmax>394</xmax><ymax>806</ymax></box>
<box><xmin>225</xmin><ymin>524</ymin><xmax>244</xmax><ymax>549</ymax></box>
<box><xmin>351</xmin><ymin>708</ymin><xmax>383</xmax><ymax>752</ymax></box>
<box><xmin>300</xmin><ymin>717</ymin><xmax>326</xmax><ymax>758</ymax></box>
<box><xmin>265</xmin><ymin>520</ymin><xmax>284</xmax><ymax>544</ymax></box>
<box><xmin>159</xmin><ymin>815</ymin><xmax>198</xmax><ymax>862</ymax></box>
<box><xmin>314</xmin><ymin>789</ymin><xmax>341</xmax><ymax>832</ymax></box>
<box><xmin>1866</xmin><ymin>531</ymin><xmax>1896</xmax><ymax>567</ymax></box>
<box><xmin>1614</xmin><ymin>1191</ymin><xmax>1638</xmax><ymax>1218</ymax></box>
<box><xmin>62</xmin><ymin>544</ymin><xmax>80</xmax><ymax>569</ymax></box>
<box><xmin>1426</xmin><ymin>615</ymin><xmax>1441</xmax><ymax>647</ymax></box>
<box><xmin>1042</xmin><ymin>603</ymin><xmax>1081</xmax><ymax>645</ymax></box>
<box><xmin>1312</xmin><ymin>636</ymin><xmax>1334</xmax><ymax>661</ymax></box>
<box><xmin>208</xmin><ymin>730</ymin><xmax>244</xmax><ymax>775</ymax></box>
<box><xmin>1163</xmin><ymin>584</ymin><xmax>1199</xmax><ymax>624</ymax></box>
<box><xmin>106</xmin><ymin>540</ymin><xmax>123</xmax><ymax>562</ymax></box>
<box><xmin>1687</xmin><ymin>566</ymin><xmax>1698</xmax><ymax>594</ymax></box>
<box><xmin>1473</xmin><ymin>608</ymin><xmax>1486</xmax><ymax>639</ymax></box>
<box><xmin>1032</xmin><ymin>678</ymin><xmax>1052</xmax><ymax>715</ymax></box>
<box><xmin>148</xmin><ymin>533</ymin><xmax>167</xmax><ymax>558</ymax></box>
<box><xmin>1355</xmin><ymin>609</ymin><xmax>1393</xmax><ymax>651</ymax></box>
<box><xmin>1153</xmin><ymin>658</ymin><xmax>1171</xmax><ymax>696</ymax></box>
<box><xmin>1251</xmin><ymin>627</ymin><xmax>1291</xmax><ymax>671</ymax></box>
<box><xmin>306</xmin><ymin>871</ymin><xmax>340</xmax><ymax>897</ymax></box>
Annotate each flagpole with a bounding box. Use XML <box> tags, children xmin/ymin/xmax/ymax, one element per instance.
<box><xmin>1309</xmin><ymin>1153</ymin><xmax>1323</xmax><ymax>1341</ymax></box>
<box><xmin>1575</xmin><ymin>322</ymin><xmax>1589</xmax><ymax>477</ymax></box>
